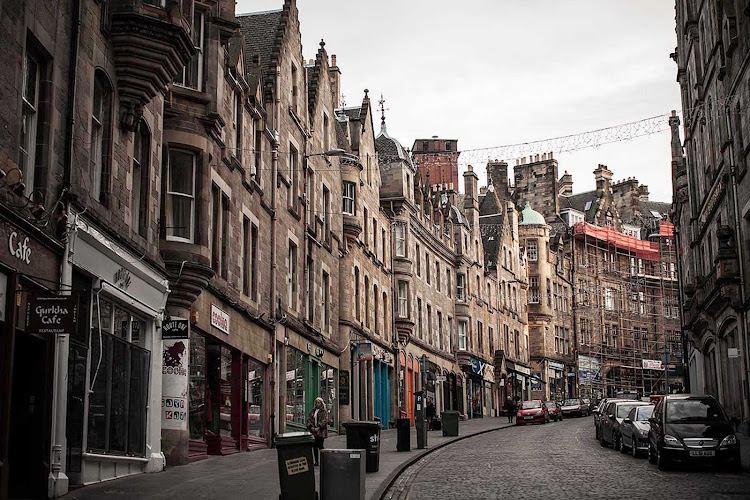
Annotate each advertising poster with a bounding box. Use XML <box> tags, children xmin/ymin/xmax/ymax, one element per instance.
<box><xmin>162</xmin><ymin>336</ymin><xmax>189</xmax><ymax>431</ymax></box>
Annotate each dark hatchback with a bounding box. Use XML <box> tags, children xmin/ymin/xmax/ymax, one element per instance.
<box><xmin>648</xmin><ymin>394</ymin><xmax>742</xmax><ymax>471</ymax></box>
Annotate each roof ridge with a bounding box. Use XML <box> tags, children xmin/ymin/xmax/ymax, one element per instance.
<box><xmin>236</xmin><ymin>9</ymin><xmax>283</xmax><ymax>17</ymax></box>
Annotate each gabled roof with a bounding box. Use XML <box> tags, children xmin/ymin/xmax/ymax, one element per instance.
<box><xmin>237</xmin><ymin>9</ymin><xmax>283</xmax><ymax>95</ymax></box>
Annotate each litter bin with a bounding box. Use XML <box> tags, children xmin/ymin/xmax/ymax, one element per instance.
<box><xmin>342</xmin><ymin>421</ymin><xmax>381</xmax><ymax>472</ymax></box>
<box><xmin>320</xmin><ymin>449</ymin><xmax>366</xmax><ymax>500</ymax></box>
<box><xmin>396</xmin><ymin>418</ymin><xmax>410</xmax><ymax>452</ymax></box>
<box><xmin>275</xmin><ymin>432</ymin><xmax>317</xmax><ymax>500</ymax></box>
<box><xmin>441</xmin><ymin>411</ymin><xmax>459</xmax><ymax>437</ymax></box>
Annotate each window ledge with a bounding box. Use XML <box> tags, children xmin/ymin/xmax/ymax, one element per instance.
<box><xmin>83</xmin><ymin>452</ymin><xmax>149</xmax><ymax>463</ymax></box>
<box><xmin>170</xmin><ymin>85</ymin><xmax>211</xmax><ymax>105</ymax></box>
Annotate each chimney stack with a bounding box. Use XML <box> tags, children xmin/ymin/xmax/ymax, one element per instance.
<box><xmin>638</xmin><ymin>184</ymin><xmax>649</xmax><ymax>201</ymax></box>
<box><xmin>594</xmin><ymin>164</ymin><xmax>613</xmax><ymax>196</ymax></box>
<box><xmin>487</xmin><ymin>160</ymin><xmax>510</xmax><ymax>199</ymax></box>
<box><xmin>559</xmin><ymin>170</ymin><xmax>573</xmax><ymax>196</ymax></box>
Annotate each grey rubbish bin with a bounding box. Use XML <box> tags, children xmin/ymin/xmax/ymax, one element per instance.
<box><xmin>320</xmin><ymin>449</ymin><xmax>366</xmax><ymax>500</ymax></box>
<box><xmin>275</xmin><ymin>432</ymin><xmax>317</xmax><ymax>500</ymax></box>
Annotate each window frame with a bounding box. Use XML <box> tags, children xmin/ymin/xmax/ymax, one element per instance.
<box><xmin>342</xmin><ymin>181</ymin><xmax>356</xmax><ymax>215</ymax></box>
<box><xmin>20</xmin><ymin>49</ymin><xmax>40</xmax><ymax>195</ymax></box>
<box><xmin>165</xmin><ymin>148</ymin><xmax>197</xmax><ymax>243</ymax></box>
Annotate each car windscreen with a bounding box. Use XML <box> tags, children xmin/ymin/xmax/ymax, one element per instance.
<box><xmin>635</xmin><ymin>406</ymin><xmax>653</xmax><ymax>421</ymax></box>
<box><xmin>544</xmin><ymin>401</ymin><xmax>556</xmax><ymax>408</ymax></box>
<box><xmin>616</xmin><ymin>404</ymin><xmax>643</xmax><ymax>419</ymax></box>
<box><xmin>521</xmin><ymin>401</ymin><xmax>541</xmax><ymax>409</ymax></box>
<box><xmin>666</xmin><ymin>399</ymin><xmax>726</xmax><ymax>423</ymax></box>
<box><xmin>563</xmin><ymin>399</ymin><xmax>580</xmax><ymax>406</ymax></box>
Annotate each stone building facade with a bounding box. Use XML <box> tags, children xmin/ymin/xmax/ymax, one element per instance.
<box><xmin>672</xmin><ymin>0</ymin><xmax>750</xmax><ymax>430</ymax></box>
<box><xmin>411</xmin><ymin>136</ymin><xmax>460</xmax><ymax>190</ymax></box>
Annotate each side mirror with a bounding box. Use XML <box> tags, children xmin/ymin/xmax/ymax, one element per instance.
<box><xmin>608</xmin><ymin>414</ymin><xmax>615</xmax><ymax>420</ymax></box>
<box><xmin>623</xmin><ymin>418</ymin><xmax>632</xmax><ymax>425</ymax></box>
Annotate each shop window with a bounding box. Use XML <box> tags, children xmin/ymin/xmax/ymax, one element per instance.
<box><xmin>91</xmin><ymin>70</ymin><xmax>113</xmax><ymax>204</ymax></box>
<box><xmin>166</xmin><ymin>148</ymin><xmax>196</xmax><ymax>242</ymax></box>
<box><xmin>87</xmin><ymin>298</ymin><xmax>150</xmax><ymax>456</ymax></box>
<box><xmin>247</xmin><ymin>358</ymin><xmax>265</xmax><ymax>438</ymax></box>
<box><xmin>132</xmin><ymin>121</ymin><xmax>150</xmax><ymax>237</ymax></box>
<box><xmin>286</xmin><ymin>349</ymin><xmax>306</xmax><ymax>425</ymax></box>
<box><xmin>206</xmin><ymin>344</ymin><xmax>233</xmax><ymax>437</ymax></box>
<box><xmin>189</xmin><ymin>332</ymin><xmax>206</xmax><ymax>440</ymax></box>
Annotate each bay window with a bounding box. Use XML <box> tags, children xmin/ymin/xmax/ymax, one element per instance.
<box><xmin>166</xmin><ymin>148</ymin><xmax>196</xmax><ymax>242</ymax></box>
<box><xmin>176</xmin><ymin>9</ymin><xmax>205</xmax><ymax>90</ymax></box>
<box><xmin>397</xmin><ymin>280</ymin><xmax>408</xmax><ymax>318</ymax></box>
<box><xmin>342</xmin><ymin>181</ymin><xmax>356</xmax><ymax>215</ymax></box>
<box><xmin>527</xmin><ymin>239</ymin><xmax>538</xmax><ymax>261</ymax></box>
<box><xmin>456</xmin><ymin>273</ymin><xmax>466</xmax><ymax>301</ymax></box>
<box><xmin>458</xmin><ymin>320</ymin><xmax>467</xmax><ymax>351</ymax></box>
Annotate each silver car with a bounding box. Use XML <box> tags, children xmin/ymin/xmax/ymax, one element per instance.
<box><xmin>619</xmin><ymin>404</ymin><xmax>654</xmax><ymax>457</ymax></box>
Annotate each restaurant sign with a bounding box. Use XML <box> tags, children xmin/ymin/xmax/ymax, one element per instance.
<box><xmin>211</xmin><ymin>304</ymin><xmax>230</xmax><ymax>334</ymax></box>
<box><xmin>162</xmin><ymin>317</ymin><xmax>189</xmax><ymax>340</ymax></box>
<box><xmin>26</xmin><ymin>295</ymin><xmax>78</xmax><ymax>335</ymax></box>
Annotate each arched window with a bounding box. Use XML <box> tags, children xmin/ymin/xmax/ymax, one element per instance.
<box><xmin>132</xmin><ymin>121</ymin><xmax>150</xmax><ymax>237</ymax></box>
<box><xmin>92</xmin><ymin>70</ymin><xmax>113</xmax><ymax>204</ymax></box>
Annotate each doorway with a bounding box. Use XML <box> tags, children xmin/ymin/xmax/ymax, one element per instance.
<box><xmin>8</xmin><ymin>332</ymin><xmax>52</xmax><ymax>499</ymax></box>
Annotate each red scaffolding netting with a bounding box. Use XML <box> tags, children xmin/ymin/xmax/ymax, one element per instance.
<box><xmin>572</xmin><ymin>222</ymin><xmax>671</xmax><ymax>261</ymax></box>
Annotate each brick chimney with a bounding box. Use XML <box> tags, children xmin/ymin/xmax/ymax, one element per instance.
<box><xmin>559</xmin><ymin>170</ymin><xmax>573</xmax><ymax>196</ymax></box>
<box><xmin>594</xmin><ymin>164</ymin><xmax>613</xmax><ymax>196</ymax></box>
<box><xmin>639</xmin><ymin>184</ymin><xmax>649</xmax><ymax>201</ymax></box>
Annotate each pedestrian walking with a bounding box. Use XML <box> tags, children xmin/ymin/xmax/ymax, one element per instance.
<box><xmin>426</xmin><ymin>397</ymin><xmax>436</xmax><ymax>430</ymax></box>
<box><xmin>306</xmin><ymin>397</ymin><xmax>329</xmax><ymax>466</ymax></box>
<box><xmin>505</xmin><ymin>396</ymin><xmax>516</xmax><ymax>423</ymax></box>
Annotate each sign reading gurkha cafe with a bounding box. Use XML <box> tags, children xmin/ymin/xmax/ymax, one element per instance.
<box><xmin>26</xmin><ymin>295</ymin><xmax>78</xmax><ymax>335</ymax></box>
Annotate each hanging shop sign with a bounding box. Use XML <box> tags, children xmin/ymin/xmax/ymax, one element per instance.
<box><xmin>162</xmin><ymin>317</ymin><xmax>189</xmax><ymax>340</ymax></box>
<box><xmin>356</xmin><ymin>342</ymin><xmax>373</xmax><ymax>361</ymax></box>
<box><xmin>25</xmin><ymin>294</ymin><xmax>78</xmax><ymax>335</ymax></box>
<box><xmin>211</xmin><ymin>304</ymin><xmax>230</xmax><ymax>334</ymax></box>
<box><xmin>470</xmin><ymin>357</ymin><xmax>490</xmax><ymax>377</ymax></box>
<box><xmin>642</xmin><ymin>359</ymin><xmax>665</xmax><ymax>370</ymax></box>
<box><xmin>372</xmin><ymin>344</ymin><xmax>394</xmax><ymax>365</ymax></box>
<box><xmin>339</xmin><ymin>370</ymin><xmax>350</xmax><ymax>406</ymax></box>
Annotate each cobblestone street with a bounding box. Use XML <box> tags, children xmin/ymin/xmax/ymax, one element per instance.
<box><xmin>385</xmin><ymin>417</ymin><xmax>750</xmax><ymax>500</ymax></box>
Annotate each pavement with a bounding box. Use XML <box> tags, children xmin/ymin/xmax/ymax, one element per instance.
<box><xmin>63</xmin><ymin>416</ymin><xmax>515</xmax><ymax>500</ymax></box>
<box><xmin>384</xmin><ymin>417</ymin><xmax>750</xmax><ymax>500</ymax></box>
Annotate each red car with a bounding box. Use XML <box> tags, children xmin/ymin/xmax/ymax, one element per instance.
<box><xmin>544</xmin><ymin>400</ymin><xmax>563</xmax><ymax>421</ymax></box>
<box><xmin>516</xmin><ymin>400</ymin><xmax>550</xmax><ymax>425</ymax></box>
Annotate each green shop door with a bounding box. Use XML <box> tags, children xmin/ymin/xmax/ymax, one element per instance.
<box><xmin>305</xmin><ymin>358</ymin><xmax>321</xmax><ymax>416</ymax></box>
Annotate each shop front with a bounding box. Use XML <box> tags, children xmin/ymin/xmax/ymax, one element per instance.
<box><xmin>398</xmin><ymin>353</ymin><xmax>420</xmax><ymax>424</ymax></box>
<box><xmin>0</xmin><ymin>215</ymin><xmax>63</xmax><ymax>499</ymax></box>
<box><xmin>372</xmin><ymin>345</ymin><xmax>393</xmax><ymax>429</ymax></box>
<box><xmin>284</xmin><ymin>341</ymin><xmax>338</xmax><ymax>434</ymax></box>
<box><xmin>506</xmin><ymin>361</ymin><xmax>532</xmax><ymax>402</ymax></box>
<box><xmin>548</xmin><ymin>361</ymin><xmax>565</xmax><ymax>400</ymax></box>
<box><xmin>187</xmin><ymin>300</ymin><xmax>271</xmax><ymax>461</ymax></box>
<box><xmin>65</xmin><ymin>215</ymin><xmax>170</xmax><ymax>487</ymax></box>
<box><xmin>465</xmin><ymin>356</ymin><xmax>492</xmax><ymax>419</ymax></box>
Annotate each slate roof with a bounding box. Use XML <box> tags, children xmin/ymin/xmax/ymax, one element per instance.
<box><xmin>559</xmin><ymin>190</ymin><xmax>599</xmax><ymax>223</ymax></box>
<box><xmin>375</xmin><ymin>122</ymin><xmax>411</xmax><ymax>166</ymax></box>
<box><xmin>641</xmin><ymin>200</ymin><xmax>671</xmax><ymax>219</ymax></box>
<box><xmin>479</xmin><ymin>188</ymin><xmax>502</xmax><ymax>217</ymax></box>
<box><xmin>237</xmin><ymin>9</ymin><xmax>283</xmax><ymax>94</ymax></box>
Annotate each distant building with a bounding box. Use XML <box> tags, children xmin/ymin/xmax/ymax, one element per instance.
<box><xmin>411</xmin><ymin>136</ymin><xmax>460</xmax><ymax>190</ymax></box>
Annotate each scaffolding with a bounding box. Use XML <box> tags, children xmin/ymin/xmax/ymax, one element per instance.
<box><xmin>572</xmin><ymin>221</ymin><xmax>682</xmax><ymax>399</ymax></box>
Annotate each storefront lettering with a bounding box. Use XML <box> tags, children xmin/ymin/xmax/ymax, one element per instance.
<box><xmin>211</xmin><ymin>304</ymin><xmax>230</xmax><ymax>334</ymax></box>
<box><xmin>114</xmin><ymin>267</ymin><xmax>132</xmax><ymax>291</ymax></box>
<box><xmin>26</xmin><ymin>295</ymin><xmax>78</xmax><ymax>335</ymax></box>
<box><xmin>8</xmin><ymin>231</ymin><xmax>31</xmax><ymax>264</ymax></box>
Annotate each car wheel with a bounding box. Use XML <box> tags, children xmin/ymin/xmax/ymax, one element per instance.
<box><xmin>620</xmin><ymin>435</ymin><xmax>628</xmax><ymax>454</ymax></box>
<box><xmin>648</xmin><ymin>443</ymin><xmax>657</xmax><ymax>463</ymax></box>
<box><xmin>657</xmin><ymin>448</ymin><xmax>671</xmax><ymax>471</ymax></box>
<box><xmin>599</xmin><ymin>432</ymin><xmax>607</xmax><ymax>447</ymax></box>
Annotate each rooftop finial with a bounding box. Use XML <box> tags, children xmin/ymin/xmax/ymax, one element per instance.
<box><xmin>378</xmin><ymin>93</ymin><xmax>389</xmax><ymax>134</ymax></box>
<box><xmin>320</xmin><ymin>39</ymin><xmax>325</xmax><ymax>49</ymax></box>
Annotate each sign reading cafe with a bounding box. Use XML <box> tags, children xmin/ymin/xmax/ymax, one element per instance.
<box><xmin>26</xmin><ymin>295</ymin><xmax>78</xmax><ymax>335</ymax></box>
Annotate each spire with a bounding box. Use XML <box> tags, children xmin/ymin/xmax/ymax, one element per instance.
<box><xmin>378</xmin><ymin>93</ymin><xmax>388</xmax><ymax>134</ymax></box>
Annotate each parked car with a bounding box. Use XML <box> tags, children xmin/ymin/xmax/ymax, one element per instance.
<box><xmin>593</xmin><ymin>398</ymin><xmax>623</xmax><ymax>440</ymax></box>
<box><xmin>561</xmin><ymin>398</ymin><xmax>589</xmax><ymax>418</ymax></box>
<box><xmin>582</xmin><ymin>398</ymin><xmax>594</xmax><ymax>412</ymax></box>
<box><xmin>516</xmin><ymin>400</ymin><xmax>550</xmax><ymax>425</ymax></box>
<box><xmin>599</xmin><ymin>400</ymin><xmax>651</xmax><ymax>450</ymax></box>
<box><xmin>648</xmin><ymin>394</ymin><xmax>742</xmax><ymax>471</ymax></box>
<box><xmin>544</xmin><ymin>401</ymin><xmax>563</xmax><ymax>421</ymax></box>
<box><xmin>619</xmin><ymin>404</ymin><xmax>654</xmax><ymax>457</ymax></box>
<box><xmin>616</xmin><ymin>390</ymin><xmax>641</xmax><ymax>401</ymax></box>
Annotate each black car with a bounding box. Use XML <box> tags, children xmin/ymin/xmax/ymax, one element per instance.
<box><xmin>648</xmin><ymin>394</ymin><xmax>742</xmax><ymax>471</ymax></box>
<box><xmin>599</xmin><ymin>400</ymin><xmax>651</xmax><ymax>450</ymax></box>
<box><xmin>620</xmin><ymin>404</ymin><xmax>654</xmax><ymax>457</ymax></box>
<box><xmin>593</xmin><ymin>398</ymin><xmax>624</xmax><ymax>440</ymax></box>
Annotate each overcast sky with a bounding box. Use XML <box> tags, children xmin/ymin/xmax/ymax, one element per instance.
<box><xmin>236</xmin><ymin>0</ymin><xmax>681</xmax><ymax>202</ymax></box>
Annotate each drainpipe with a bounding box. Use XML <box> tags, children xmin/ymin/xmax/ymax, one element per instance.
<box><xmin>673</xmin><ymin>222</ymin><xmax>690</xmax><ymax>393</ymax></box>
<box><xmin>269</xmin><ymin>64</ymin><xmax>281</xmax><ymax>442</ymax></box>
<box><xmin>730</xmin><ymin>162</ymin><xmax>750</xmax><ymax>434</ymax></box>
<box><xmin>49</xmin><ymin>0</ymin><xmax>81</xmax><ymax>495</ymax></box>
